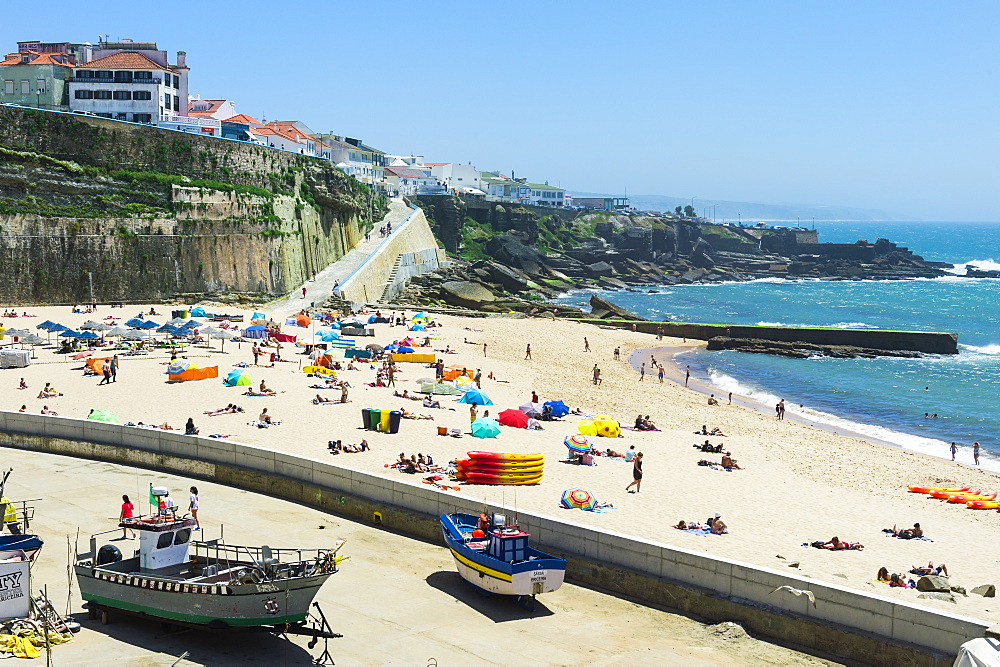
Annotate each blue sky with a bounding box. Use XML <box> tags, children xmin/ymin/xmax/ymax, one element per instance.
<box><xmin>4</xmin><ymin>1</ymin><xmax>998</xmax><ymax>220</ymax></box>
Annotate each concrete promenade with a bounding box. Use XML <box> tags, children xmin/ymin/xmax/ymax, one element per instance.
<box><xmin>2</xmin><ymin>447</ymin><xmax>828</xmax><ymax>666</ymax></box>
<box><xmin>268</xmin><ymin>198</ymin><xmax>414</xmax><ymax>319</ymax></box>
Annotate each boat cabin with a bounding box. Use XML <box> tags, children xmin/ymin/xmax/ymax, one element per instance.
<box><xmin>132</xmin><ymin>517</ymin><xmax>197</xmax><ymax>573</ymax></box>
<box><xmin>487</xmin><ymin>527</ymin><xmax>530</xmax><ymax>563</ymax></box>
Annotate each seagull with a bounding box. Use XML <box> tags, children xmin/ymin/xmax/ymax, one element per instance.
<box><xmin>770</xmin><ymin>585</ymin><xmax>816</xmax><ymax>607</ymax></box>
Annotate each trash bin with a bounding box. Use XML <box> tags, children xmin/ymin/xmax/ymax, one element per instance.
<box><xmin>361</xmin><ymin>408</ymin><xmax>372</xmax><ymax>430</ymax></box>
<box><xmin>389</xmin><ymin>410</ymin><xmax>401</xmax><ymax>434</ymax></box>
<box><xmin>368</xmin><ymin>409</ymin><xmax>381</xmax><ymax>431</ymax></box>
<box><xmin>380</xmin><ymin>410</ymin><xmax>391</xmax><ymax>433</ymax></box>
<box><xmin>436</xmin><ymin>426</ymin><xmax>448</xmax><ymax>436</ymax></box>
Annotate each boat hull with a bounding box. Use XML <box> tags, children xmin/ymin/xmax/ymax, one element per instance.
<box><xmin>75</xmin><ymin>566</ymin><xmax>332</xmax><ymax>627</ymax></box>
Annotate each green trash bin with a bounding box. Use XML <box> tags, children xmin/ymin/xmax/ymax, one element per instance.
<box><xmin>368</xmin><ymin>409</ymin><xmax>381</xmax><ymax>431</ymax></box>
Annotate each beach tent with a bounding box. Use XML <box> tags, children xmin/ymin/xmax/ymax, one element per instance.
<box><xmin>224</xmin><ymin>369</ymin><xmax>253</xmax><ymax>386</ymax></box>
<box><xmin>87</xmin><ymin>409</ymin><xmax>121</xmax><ymax>424</ymax></box>
<box><xmin>544</xmin><ymin>400</ymin><xmax>570</xmax><ymax>418</ymax></box>
<box><xmin>442</xmin><ymin>365</ymin><xmax>473</xmax><ymax>382</ymax></box>
<box><xmin>242</xmin><ymin>325</ymin><xmax>267</xmax><ymax>339</ymax></box>
<box><xmin>519</xmin><ymin>402</ymin><xmax>543</xmax><ymax>418</ymax></box>
<box><xmin>954</xmin><ymin>637</ymin><xmax>1000</xmax><ymax>667</ymax></box>
<box><xmin>457</xmin><ymin>389</ymin><xmax>493</xmax><ymax>406</ymax></box>
<box><xmin>470</xmin><ymin>418</ymin><xmax>501</xmax><ymax>439</ymax></box>
<box><xmin>564</xmin><ymin>435</ymin><xmax>591</xmax><ymax>453</ymax></box>
<box><xmin>410</xmin><ymin>324</ymin><xmax>425</xmax><ymax>331</ymax></box>
<box><xmin>420</xmin><ymin>382</ymin><xmax>463</xmax><ymax>395</ymax></box>
<box><xmin>190</xmin><ymin>307</ymin><xmax>207</xmax><ymax>317</ymax></box>
<box><xmin>251</xmin><ymin>312</ymin><xmax>266</xmax><ymax>322</ymax></box>
<box><xmin>498</xmin><ymin>409</ymin><xmax>529</xmax><ymax>429</ymax></box>
<box><xmin>318</xmin><ymin>330</ymin><xmax>341</xmax><ymax>342</ymax></box>
<box><xmin>560</xmin><ymin>488</ymin><xmax>597</xmax><ymax>511</ymax></box>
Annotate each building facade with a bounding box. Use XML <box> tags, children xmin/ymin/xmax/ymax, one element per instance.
<box><xmin>426</xmin><ymin>162</ymin><xmax>482</xmax><ymax>193</ymax></box>
<box><xmin>0</xmin><ymin>51</ymin><xmax>75</xmax><ymax>111</ymax></box>
<box><xmin>525</xmin><ymin>182</ymin><xmax>566</xmax><ymax>207</ymax></box>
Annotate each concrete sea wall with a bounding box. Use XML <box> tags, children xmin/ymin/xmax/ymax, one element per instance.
<box><xmin>0</xmin><ymin>410</ymin><xmax>986</xmax><ymax>665</ymax></box>
<box><xmin>572</xmin><ymin>319</ymin><xmax>959</xmax><ymax>355</ymax></box>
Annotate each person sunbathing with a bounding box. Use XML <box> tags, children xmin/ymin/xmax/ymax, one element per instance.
<box><xmin>204</xmin><ymin>404</ymin><xmax>239</xmax><ymax>416</ymax></box>
<box><xmin>37</xmin><ymin>383</ymin><xmax>62</xmax><ymax>398</ymax></box>
<box><xmin>605</xmin><ymin>448</ymin><xmax>625</xmax><ymax>458</ymax></box>
<box><xmin>820</xmin><ymin>536</ymin><xmax>864</xmax><ymax>551</ymax></box>
<box><xmin>643</xmin><ymin>415</ymin><xmax>657</xmax><ymax>430</ymax></box>
<box><xmin>707</xmin><ymin>395</ymin><xmax>719</xmax><ymax>405</ymax></box>
<box><xmin>890</xmin><ymin>523</ymin><xmax>923</xmax><ymax>539</ymax></box>
<box><xmin>314</xmin><ymin>394</ymin><xmax>334</xmax><ymax>404</ymax></box>
<box><xmin>422</xmin><ymin>396</ymin><xmax>441</xmax><ymax>409</ymax></box>
<box><xmin>674</xmin><ymin>520</ymin><xmax>705</xmax><ymax>530</ymax></box>
<box><xmin>393</xmin><ymin>389</ymin><xmax>410</xmax><ymax>399</ymax></box>
<box><xmin>910</xmin><ymin>561</ymin><xmax>948</xmax><ymax>577</ymax></box>
<box><xmin>709</xmin><ymin>516</ymin><xmax>728</xmax><ymax>534</ymax></box>
<box><xmin>40</xmin><ymin>405</ymin><xmax>58</xmax><ymax>415</ymax></box>
<box><xmin>156</xmin><ymin>422</ymin><xmax>174</xmax><ymax>430</ymax></box>
<box><xmin>710</xmin><ymin>427</ymin><xmax>727</xmax><ymax>436</ymax></box>
<box><xmin>720</xmin><ymin>454</ymin><xmax>742</xmax><ymax>470</ymax></box>
<box><xmin>258</xmin><ymin>381</ymin><xmax>276</xmax><ymax>396</ymax></box>
<box><xmin>258</xmin><ymin>408</ymin><xmax>276</xmax><ymax>424</ymax></box>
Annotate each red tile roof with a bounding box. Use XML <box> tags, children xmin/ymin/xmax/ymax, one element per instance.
<box><xmin>223</xmin><ymin>113</ymin><xmax>262</xmax><ymax>126</ymax></box>
<box><xmin>188</xmin><ymin>99</ymin><xmax>226</xmax><ymax>116</ymax></box>
<box><xmin>385</xmin><ymin>167</ymin><xmax>433</xmax><ymax>179</ymax></box>
<box><xmin>0</xmin><ymin>51</ymin><xmax>73</xmax><ymax>67</ymax></box>
<box><xmin>81</xmin><ymin>51</ymin><xmax>171</xmax><ymax>71</ymax></box>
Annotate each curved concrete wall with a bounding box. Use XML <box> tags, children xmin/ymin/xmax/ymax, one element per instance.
<box><xmin>0</xmin><ymin>410</ymin><xmax>985</xmax><ymax>665</ymax></box>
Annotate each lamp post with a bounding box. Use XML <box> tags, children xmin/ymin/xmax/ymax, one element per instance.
<box><xmin>738</xmin><ymin>213</ymin><xmax>741</xmax><ymax>226</ymax></box>
<box><xmin>35</xmin><ymin>88</ymin><xmax>43</xmax><ymax>110</ymax></box>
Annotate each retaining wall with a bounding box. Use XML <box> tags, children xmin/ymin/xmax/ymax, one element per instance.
<box><xmin>571</xmin><ymin>319</ymin><xmax>959</xmax><ymax>355</ymax></box>
<box><xmin>0</xmin><ymin>410</ymin><xmax>985</xmax><ymax>665</ymax></box>
<box><xmin>336</xmin><ymin>205</ymin><xmax>443</xmax><ymax>303</ymax></box>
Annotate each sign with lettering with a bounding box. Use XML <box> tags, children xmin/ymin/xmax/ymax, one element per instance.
<box><xmin>0</xmin><ymin>560</ymin><xmax>29</xmax><ymax>621</ymax></box>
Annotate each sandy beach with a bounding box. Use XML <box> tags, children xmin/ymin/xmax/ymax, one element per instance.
<box><xmin>4</xmin><ymin>303</ymin><xmax>1000</xmax><ymax>623</ymax></box>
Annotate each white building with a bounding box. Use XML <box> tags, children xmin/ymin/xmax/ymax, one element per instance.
<box><xmin>525</xmin><ymin>182</ymin><xmax>566</xmax><ymax>207</ymax></box>
<box><xmin>426</xmin><ymin>162</ymin><xmax>483</xmax><ymax>194</ymax></box>
<box><xmin>69</xmin><ymin>49</ymin><xmax>189</xmax><ymax>125</ymax></box>
<box><xmin>187</xmin><ymin>98</ymin><xmax>236</xmax><ymax>120</ymax></box>
<box><xmin>384</xmin><ymin>166</ymin><xmax>442</xmax><ymax>196</ymax></box>
<box><xmin>480</xmin><ymin>172</ymin><xmax>529</xmax><ymax>203</ymax></box>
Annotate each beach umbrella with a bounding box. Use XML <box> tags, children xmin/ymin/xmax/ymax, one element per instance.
<box><xmin>383</xmin><ymin>343</ymin><xmax>399</xmax><ymax>352</ymax></box>
<box><xmin>167</xmin><ymin>359</ymin><xmax>196</xmax><ymax>375</ymax></box>
<box><xmin>20</xmin><ymin>334</ymin><xmax>44</xmax><ymax>345</ymax></box>
<box><xmin>396</xmin><ymin>346</ymin><xmax>415</xmax><ymax>354</ymax></box>
<box><xmin>36</xmin><ymin>320</ymin><xmax>56</xmax><ymax>331</ymax></box>
<box><xmin>519</xmin><ymin>402</ymin><xmax>543</xmax><ymax>418</ymax></box>
<box><xmin>79</xmin><ymin>320</ymin><xmax>102</xmax><ymax>330</ymax></box>
<box><xmin>76</xmin><ymin>331</ymin><xmax>99</xmax><ymax>340</ymax></box>
<box><xmin>455</xmin><ymin>377</ymin><xmax>475</xmax><ymax>390</ymax></box>
<box><xmin>87</xmin><ymin>409</ymin><xmax>121</xmax><ymax>424</ymax></box>
<box><xmin>470</xmin><ymin>418</ymin><xmax>501</xmax><ymax>439</ymax></box>
<box><xmin>212</xmin><ymin>329</ymin><xmax>236</xmax><ymax>352</ymax></box>
<box><xmin>125</xmin><ymin>317</ymin><xmax>145</xmax><ymax>328</ymax></box>
<box><xmin>167</xmin><ymin>317</ymin><xmax>186</xmax><ymax>325</ymax></box>
<box><xmin>59</xmin><ymin>329</ymin><xmax>80</xmax><ymax>337</ymax></box>
<box><xmin>592</xmin><ymin>415</ymin><xmax>621</xmax><ymax>438</ymax></box>
<box><xmin>560</xmin><ymin>488</ymin><xmax>597</xmax><ymax>511</ymax></box>
<box><xmin>140</xmin><ymin>320</ymin><xmax>159</xmax><ymax>329</ymax></box>
<box><xmin>457</xmin><ymin>389</ymin><xmax>493</xmax><ymax>406</ymax></box>
<box><xmin>498</xmin><ymin>409</ymin><xmax>529</xmax><ymax>429</ymax></box>
<box><xmin>544</xmin><ymin>400</ymin><xmax>570</xmax><ymax>418</ymax></box>
<box><xmin>198</xmin><ymin>326</ymin><xmax>219</xmax><ymax>336</ymax></box>
<box><xmin>224</xmin><ymin>368</ymin><xmax>253</xmax><ymax>386</ymax></box>
<box><xmin>3</xmin><ymin>329</ymin><xmax>29</xmax><ymax>338</ymax></box>
<box><xmin>122</xmin><ymin>331</ymin><xmax>151</xmax><ymax>340</ymax></box>
<box><xmin>564</xmin><ymin>435</ymin><xmax>591</xmax><ymax>453</ymax></box>
<box><xmin>185</xmin><ymin>320</ymin><xmax>203</xmax><ymax>327</ymax></box>
<box><xmin>91</xmin><ymin>323</ymin><xmax>112</xmax><ymax>332</ymax></box>
<box><xmin>157</xmin><ymin>324</ymin><xmax>177</xmax><ymax>334</ymax></box>
<box><xmin>48</xmin><ymin>323</ymin><xmax>70</xmax><ymax>332</ymax></box>
<box><xmin>105</xmin><ymin>327</ymin><xmax>128</xmax><ymax>337</ymax></box>
<box><xmin>365</xmin><ymin>343</ymin><xmax>384</xmax><ymax>354</ymax></box>
<box><xmin>410</xmin><ymin>324</ymin><xmax>425</xmax><ymax>331</ymax></box>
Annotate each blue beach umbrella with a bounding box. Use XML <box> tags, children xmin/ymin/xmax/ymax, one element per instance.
<box><xmin>470</xmin><ymin>418</ymin><xmax>501</xmax><ymax>439</ymax></box>
<box><xmin>545</xmin><ymin>400</ymin><xmax>571</xmax><ymax>418</ymax></box>
<box><xmin>59</xmin><ymin>329</ymin><xmax>80</xmax><ymax>337</ymax></box>
<box><xmin>157</xmin><ymin>324</ymin><xmax>177</xmax><ymax>333</ymax></box>
<box><xmin>76</xmin><ymin>331</ymin><xmax>99</xmax><ymax>340</ymax></box>
<box><xmin>457</xmin><ymin>389</ymin><xmax>493</xmax><ymax>406</ymax></box>
<box><xmin>36</xmin><ymin>320</ymin><xmax>56</xmax><ymax>331</ymax></box>
<box><xmin>125</xmin><ymin>318</ymin><xmax>145</xmax><ymax>328</ymax></box>
<box><xmin>396</xmin><ymin>346</ymin><xmax>415</xmax><ymax>354</ymax></box>
<box><xmin>141</xmin><ymin>320</ymin><xmax>159</xmax><ymax>329</ymax></box>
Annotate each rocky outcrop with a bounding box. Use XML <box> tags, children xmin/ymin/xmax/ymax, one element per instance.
<box><xmin>705</xmin><ymin>337</ymin><xmax>923</xmax><ymax>359</ymax></box>
<box><xmin>589</xmin><ymin>295</ymin><xmax>646</xmax><ymax>321</ymax></box>
<box><xmin>440</xmin><ymin>281</ymin><xmax>497</xmax><ymax>309</ymax></box>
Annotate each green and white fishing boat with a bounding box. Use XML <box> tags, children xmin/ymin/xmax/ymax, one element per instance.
<box><xmin>73</xmin><ymin>500</ymin><xmax>346</xmax><ymax>634</ymax></box>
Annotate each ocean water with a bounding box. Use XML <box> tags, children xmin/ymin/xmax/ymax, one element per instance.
<box><xmin>554</xmin><ymin>221</ymin><xmax>1000</xmax><ymax>470</ymax></box>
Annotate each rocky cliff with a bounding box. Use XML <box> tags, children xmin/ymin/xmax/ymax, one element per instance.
<box><xmin>0</xmin><ymin>107</ymin><xmax>387</xmax><ymax>304</ymax></box>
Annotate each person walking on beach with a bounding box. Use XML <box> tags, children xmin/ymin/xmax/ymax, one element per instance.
<box><xmin>625</xmin><ymin>452</ymin><xmax>643</xmax><ymax>493</ymax></box>
<box><xmin>99</xmin><ymin>359</ymin><xmax>112</xmax><ymax>385</ymax></box>
<box><xmin>658</xmin><ymin>367</ymin><xmax>664</xmax><ymax>384</ymax></box>
<box><xmin>973</xmin><ymin>442</ymin><xmax>981</xmax><ymax>466</ymax></box>
<box><xmin>301</xmin><ymin>287</ymin><xmax>307</xmax><ymax>299</ymax></box>
<box><xmin>776</xmin><ymin>399</ymin><xmax>786</xmax><ymax>420</ymax></box>
<box><xmin>189</xmin><ymin>486</ymin><xmax>200</xmax><ymax>530</ymax></box>
<box><xmin>474</xmin><ymin>368</ymin><xmax>482</xmax><ymax>389</ymax></box>
<box><xmin>482</xmin><ymin>343</ymin><xmax>487</xmax><ymax>357</ymax></box>
<box><xmin>584</xmin><ymin>337</ymin><xmax>590</xmax><ymax>352</ymax></box>
<box><xmin>119</xmin><ymin>494</ymin><xmax>136</xmax><ymax>539</ymax></box>
<box><xmin>110</xmin><ymin>354</ymin><xmax>119</xmax><ymax>382</ymax></box>
<box><xmin>685</xmin><ymin>366</ymin><xmax>690</xmax><ymax>387</ymax></box>
<box><xmin>613</xmin><ymin>346</ymin><xmax>620</xmax><ymax>360</ymax></box>
<box><xmin>950</xmin><ymin>442</ymin><xmax>958</xmax><ymax>461</ymax></box>
<box><xmin>728</xmin><ymin>392</ymin><xmax>732</xmax><ymax>405</ymax></box>
<box><xmin>470</xmin><ymin>403</ymin><xmax>478</xmax><ymax>424</ymax></box>
<box><xmin>524</xmin><ymin>344</ymin><xmax>532</xmax><ymax>360</ymax></box>
<box><xmin>639</xmin><ymin>363</ymin><xmax>645</xmax><ymax>381</ymax></box>
<box><xmin>252</xmin><ymin>344</ymin><xmax>260</xmax><ymax>366</ymax></box>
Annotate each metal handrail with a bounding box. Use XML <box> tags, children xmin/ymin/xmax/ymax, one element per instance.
<box><xmin>71</xmin><ymin>77</ymin><xmax>162</xmax><ymax>85</ymax></box>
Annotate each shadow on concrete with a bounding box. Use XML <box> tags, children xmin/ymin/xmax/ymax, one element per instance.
<box><xmin>425</xmin><ymin>570</ymin><xmax>553</xmax><ymax>621</ymax></box>
<box><xmin>69</xmin><ymin>609</ymin><xmax>325</xmax><ymax>665</ymax></box>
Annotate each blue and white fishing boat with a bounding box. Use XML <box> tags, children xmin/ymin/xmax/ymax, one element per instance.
<box><xmin>440</xmin><ymin>511</ymin><xmax>565</xmax><ymax>599</ymax></box>
<box><xmin>0</xmin><ymin>469</ymin><xmax>42</xmax><ymax>562</ymax></box>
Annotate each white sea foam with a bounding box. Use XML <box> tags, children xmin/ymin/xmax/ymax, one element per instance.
<box><xmin>704</xmin><ymin>371</ymin><xmax>1000</xmax><ymax>472</ymax></box>
<box><xmin>830</xmin><ymin>321</ymin><xmax>879</xmax><ymax>329</ymax></box>
<box><xmin>962</xmin><ymin>343</ymin><xmax>1000</xmax><ymax>355</ymax></box>
<box><xmin>755</xmin><ymin>321</ymin><xmax>789</xmax><ymax>327</ymax></box>
<box><xmin>945</xmin><ymin>259</ymin><xmax>1000</xmax><ymax>275</ymax></box>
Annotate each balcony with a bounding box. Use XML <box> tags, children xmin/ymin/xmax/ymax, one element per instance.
<box><xmin>71</xmin><ymin>77</ymin><xmax>162</xmax><ymax>85</ymax></box>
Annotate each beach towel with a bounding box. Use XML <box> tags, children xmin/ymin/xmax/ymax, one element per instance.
<box><xmin>242</xmin><ymin>392</ymin><xmax>273</xmax><ymax>397</ymax></box>
<box><xmin>622</xmin><ymin>426</ymin><xmax>662</xmax><ymax>432</ymax></box>
<box><xmin>883</xmin><ymin>532</ymin><xmax>933</xmax><ymax>542</ymax></box>
<box><xmin>678</xmin><ymin>527</ymin><xmax>720</xmax><ymax>537</ymax></box>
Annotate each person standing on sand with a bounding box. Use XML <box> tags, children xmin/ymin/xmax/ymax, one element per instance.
<box><xmin>470</xmin><ymin>403</ymin><xmax>478</xmax><ymax>424</ymax></box>
<box><xmin>728</xmin><ymin>392</ymin><xmax>732</xmax><ymax>405</ymax></box>
<box><xmin>119</xmin><ymin>495</ymin><xmax>136</xmax><ymax>539</ymax></box>
<box><xmin>625</xmin><ymin>452</ymin><xmax>643</xmax><ymax>493</ymax></box>
<box><xmin>658</xmin><ymin>367</ymin><xmax>664</xmax><ymax>383</ymax></box>
<box><xmin>685</xmin><ymin>366</ymin><xmax>690</xmax><ymax>387</ymax></box>
<box><xmin>99</xmin><ymin>359</ymin><xmax>112</xmax><ymax>386</ymax></box>
<box><xmin>951</xmin><ymin>442</ymin><xmax>958</xmax><ymax>461</ymax></box>
<box><xmin>110</xmin><ymin>354</ymin><xmax>119</xmax><ymax>382</ymax></box>
<box><xmin>973</xmin><ymin>442</ymin><xmax>981</xmax><ymax>466</ymax></box>
<box><xmin>252</xmin><ymin>344</ymin><xmax>260</xmax><ymax>366</ymax></box>
<box><xmin>613</xmin><ymin>347</ymin><xmax>620</xmax><ymax>360</ymax></box>
<box><xmin>584</xmin><ymin>337</ymin><xmax>590</xmax><ymax>352</ymax></box>
<box><xmin>639</xmin><ymin>363</ymin><xmax>645</xmax><ymax>381</ymax></box>
<box><xmin>779</xmin><ymin>399</ymin><xmax>786</xmax><ymax>420</ymax></box>
<box><xmin>482</xmin><ymin>343</ymin><xmax>487</xmax><ymax>357</ymax></box>
<box><xmin>474</xmin><ymin>368</ymin><xmax>482</xmax><ymax>389</ymax></box>
<box><xmin>525</xmin><ymin>344</ymin><xmax>532</xmax><ymax>360</ymax></box>
<box><xmin>302</xmin><ymin>287</ymin><xmax>307</xmax><ymax>299</ymax></box>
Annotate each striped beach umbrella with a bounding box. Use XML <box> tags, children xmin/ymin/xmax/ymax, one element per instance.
<box><xmin>564</xmin><ymin>435</ymin><xmax>591</xmax><ymax>453</ymax></box>
<box><xmin>560</xmin><ymin>488</ymin><xmax>597</xmax><ymax>511</ymax></box>
<box><xmin>167</xmin><ymin>359</ymin><xmax>196</xmax><ymax>375</ymax></box>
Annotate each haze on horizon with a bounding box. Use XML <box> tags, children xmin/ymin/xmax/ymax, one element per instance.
<box><xmin>4</xmin><ymin>1</ymin><xmax>997</xmax><ymax>221</ymax></box>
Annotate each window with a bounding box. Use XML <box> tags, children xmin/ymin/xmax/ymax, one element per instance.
<box><xmin>76</xmin><ymin>70</ymin><xmax>91</xmax><ymax>78</ymax></box>
<box><xmin>20</xmin><ymin>80</ymin><xmax>29</xmax><ymax>95</ymax></box>
<box><xmin>173</xmin><ymin>97</ymin><xmax>179</xmax><ymax>111</ymax></box>
<box><xmin>74</xmin><ymin>90</ymin><xmax>93</xmax><ymax>99</ymax></box>
<box><xmin>132</xmin><ymin>90</ymin><xmax>151</xmax><ymax>101</ymax></box>
<box><xmin>172</xmin><ymin>75</ymin><xmax>179</xmax><ymax>88</ymax></box>
<box><xmin>96</xmin><ymin>113</ymin><xmax>112</xmax><ymax>118</ymax></box>
<box><xmin>113</xmin><ymin>90</ymin><xmax>130</xmax><ymax>100</ymax></box>
<box><xmin>132</xmin><ymin>113</ymin><xmax>152</xmax><ymax>123</ymax></box>
<box><xmin>114</xmin><ymin>113</ymin><xmax>126</xmax><ymax>120</ymax></box>
<box><xmin>156</xmin><ymin>532</ymin><xmax>173</xmax><ymax>549</ymax></box>
<box><xmin>173</xmin><ymin>528</ymin><xmax>191</xmax><ymax>546</ymax></box>
<box><xmin>134</xmin><ymin>71</ymin><xmax>152</xmax><ymax>80</ymax></box>
<box><xmin>164</xmin><ymin>93</ymin><xmax>171</xmax><ymax>107</ymax></box>
<box><xmin>94</xmin><ymin>71</ymin><xmax>112</xmax><ymax>79</ymax></box>
<box><xmin>94</xmin><ymin>90</ymin><xmax>112</xmax><ymax>100</ymax></box>
<box><xmin>36</xmin><ymin>79</ymin><xmax>45</xmax><ymax>94</ymax></box>
<box><xmin>4</xmin><ymin>81</ymin><xmax>12</xmax><ymax>95</ymax></box>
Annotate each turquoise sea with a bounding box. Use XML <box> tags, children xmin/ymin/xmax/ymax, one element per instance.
<box><xmin>554</xmin><ymin>221</ymin><xmax>1000</xmax><ymax>470</ymax></box>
